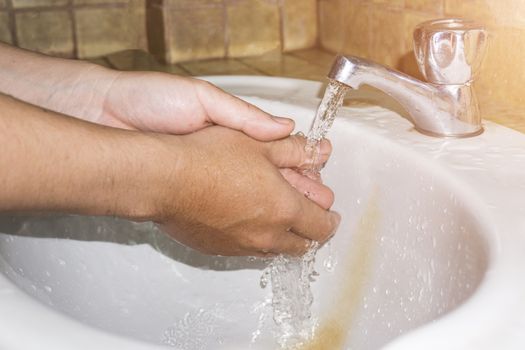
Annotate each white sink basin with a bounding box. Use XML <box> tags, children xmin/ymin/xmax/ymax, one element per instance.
<box><xmin>1</xmin><ymin>76</ymin><xmax>524</xmax><ymax>350</ymax></box>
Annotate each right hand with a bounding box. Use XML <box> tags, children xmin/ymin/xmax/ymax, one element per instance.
<box><xmin>151</xmin><ymin>126</ymin><xmax>340</xmax><ymax>257</ymax></box>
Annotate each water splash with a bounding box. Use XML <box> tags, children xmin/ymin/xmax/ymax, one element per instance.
<box><xmin>259</xmin><ymin>80</ymin><xmax>348</xmax><ymax>348</ymax></box>
<box><xmin>261</xmin><ymin>242</ymin><xmax>319</xmax><ymax>348</ymax></box>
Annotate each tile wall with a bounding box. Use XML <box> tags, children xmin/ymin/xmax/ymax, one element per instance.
<box><xmin>0</xmin><ymin>0</ymin><xmax>147</xmax><ymax>58</ymax></box>
<box><xmin>148</xmin><ymin>0</ymin><xmax>318</xmax><ymax>63</ymax></box>
<box><xmin>318</xmin><ymin>0</ymin><xmax>525</xmax><ymax>120</ymax></box>
<box><xmin>0</xmin><ymin>0</ymin><xmax>318</xmax><ymax>61</ymax></box>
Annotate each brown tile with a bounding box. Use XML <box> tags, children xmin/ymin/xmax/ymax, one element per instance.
<box><xmin>282</xmin><ymin>0</ymin><xmax>317</xmax><ymax>51</ymax></box>
<box><xmin>318</xmin><ymin>0</ymin><xmax>346</xmax><ymax>52</ymax></box>
<box><xmin>445</xmin><ymin>0</ymin><xmax>525</xmax><ymax>29</ymax></box>
<box><xmin>368</xmin><ymin>6</ymin><xmax>404</xmax><ymax>68</ymax></box>
<box><xmin>180</xmin><ymin>58</ymin><xmax>261</xmax><ymax>76</ymax></box>
<box><xmin>404</xmin><ymin>0</ymin><xmax>443</xmax><ymax>14</ymax></box>
<box><xmin>341</xmin><ymin>1</ymin><xmax>370</xmax><ymax>58</ymax></box>
<box><xmin>444</xmin><ymin>0</ymin><xmax>494</xmax><ymax>26</ymax></box>
<box><xmin>399</xmin><ymin>10</ymin><xmax>436</xmax><ymax>78</ymax></box>
<box><xmin>12</xmin><ymin>0</ymin><xmax>68</xmax><ymax>8</ymax></box>
<box><xmin>289</xmin><ymin>48</ymin><xmax>337</xmax><ymax>69</ymax></box>
<box><xmin>475</xmin><ymin>26</ymin><xmax>525</xmax><ymax>113</ymax></box>
<box><xmin>370</xmin><ymin>0</ymin><xmax>404</xmax><ymax>9</ymax></box>
<box><xmin>163</xmin><ymin>0</ymin><xmax>223</xmax><ymax>9</ymax></box>
<box><xmin>163</xmin><ymin>7</ymin><xmax>225</xmax><ymax>63</ymax></box>
<box><xmin>481</xmin><ymin>104</ymin><xmax>525</xmax><ymax>134</ymax></box>
<box><xmin>74</xmin><ymin>0</ymin><xmax>129</xmax><ymax>4</ymax></box>
<box><xmin>0</xmin><ymin>12</ymin><xmax>11</xmax><ymax>44</ymax></box>
<box><xmin>226</xmin><ymin>0</ymin><xmax>280</xmax><ymax>57</ymax></box>
<box><xmin>402</xmin><ymin>11</ymin><xmax>437</xmax><ymax>52</ymax></box>
<box><xmin>145</xmin><ymin>1</ymin><xmax>165</xmax><ymax>62</ymax></box>
<box><xmin>105</xmin><ymin>49</ymin><xmax>188</xmax><ymax>75</ymax></box>
<box><xmin>16</xmin><ymin>10</ymin><xmax>73</xmax><ymax>56</ymax></box>
<box><xmin>239</xmin><ymin>52</ymin><xmax>328</xmax><ymax>81</ymax></box>
<box><xmin>106</xmin><ymin>49</ymin><xmax>161</xmax><ymax>70</ymax></box>
<box><xmin>85</xmin><ymin>57</ymin><xmax>112</xmax><ymax>67</ymax></box>
<box><xmin>75</xmin><ymin>5</ymin><xmax>147</xmax><ymax>58</ymax></box>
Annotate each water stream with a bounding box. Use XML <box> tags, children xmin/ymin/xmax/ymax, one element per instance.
<box><xmin>261</xmin><ymin>80</ymin><xmax>349</xmax><ymax>348</ymax></box>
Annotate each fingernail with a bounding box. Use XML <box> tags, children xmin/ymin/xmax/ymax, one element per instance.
<box><xmin>272</xmin><ymin>116</ymin><xmax>294</xmax><ymax>126</ymax></box>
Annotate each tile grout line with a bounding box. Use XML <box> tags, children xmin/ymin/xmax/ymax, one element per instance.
<box><xmin>278</xmin><ymin>0</ymin><xmax>285</xmax><ymax>52</ymax></box>
<box><xmin>222</xmin><ymin>0</ymin><xmax>229</xmax><ymax>58</ymax></box>
<box><xmin>67</xmin><ymin>0</ymin><xmax>78</xmax><ymax>58</ymax></box>
<box><xmin>7</xmin><ymin>3</ymin><xmax>128</xmax><ymax>13</ymax></box>
<box><xmin>314</xmin><ymin>0</ymin><xmax>321</xmax><ymax>48</ymax></box>
<box><xmin>235</xmin><ymin>58</ymin><xmax>274</xmax><ymax>76</ymax></box>
<box><xmin>4</xmin><ymin>0</ymin><xmax>18</xmax><ymax>46</ymax></box>
<box><xmin>175</xmin><ymin>63</ymin><xmax>192</xmax><ymax>75</ymax></box>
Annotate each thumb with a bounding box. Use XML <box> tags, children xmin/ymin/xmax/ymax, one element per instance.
<box><xmin>266</xmin><ymin>135</ymin><xmax>332</xmax><ymax>169</ymax></box>
<box><xmin>195</xmin><ymin>80</ymin><xmax>295</xmax><ymax>141</ymax></box>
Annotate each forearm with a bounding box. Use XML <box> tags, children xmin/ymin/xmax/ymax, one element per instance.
<box><xmin>0</xmin><ymin>93</ymin><xmax>172</xmax><ymax>219</ymax></box>
<box><xmin>0</xmin><ymin>43</ymin><xmax>117</xmax><ymax>122</ymax></box>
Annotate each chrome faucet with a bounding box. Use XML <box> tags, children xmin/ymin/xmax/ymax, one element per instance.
<box><xmin>328</xmin><ymin>19</ymin><xmax>488</xmax><ymax>137</ymax></box>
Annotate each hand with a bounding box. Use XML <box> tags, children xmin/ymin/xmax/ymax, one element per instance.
<box><xmin>97</xmin><ymin>70</ymin><xmax>295</xmax><ymax>141</ymax></box>
<box><xmin>152</xmin><ymin>126</ymin><xmax>340</xmax><ymax>257</ymax></box>
<box><xmin>0</xmin><ymin>44</ymin><xmax>294</xmax><ymax>142</ymax></box>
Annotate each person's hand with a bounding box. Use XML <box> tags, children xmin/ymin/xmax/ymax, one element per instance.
<box><xmin>0</xmin><ymin>44</ymin><xmax>294</xmax><ymax>141</ymax></box>
<box><xmin>51</xmin><ymin>66</ymin><xmax>294</xmax><ymax>141</ymax></box>
<box><xmin>98</xmin><ymin>71</ymin><xmax>295</xmax><ymax>141</ymax></box>
<box><xmin>150</xmin><ymin>126</ymin><xmax>340</xmax><ymax>257</ymax></box>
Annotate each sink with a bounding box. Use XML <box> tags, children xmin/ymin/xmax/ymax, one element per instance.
<box><xmin>1</xmin><ymin>76</ymin><xmax>524</xmax><ymax>350</ymax></box>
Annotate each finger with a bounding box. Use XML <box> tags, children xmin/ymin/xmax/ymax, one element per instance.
<box><xmin>290</xmin><ymin>197</ymin><xmax>341</xmax><ymax>242</ymax></box>
<box><xmin>269</xmin><ymin>230</ymin><xmax>313</xmax><ymax>257</ymax></box>
<box><xmin>279</xmin><ymin>168</ymin><xmax>334</xmax><ymax>209</ymax></box>
<box><xmin>267</xmin><ymin>136</ymin><xmax>332</xmax><ymax>169</ymax></box>
<box><xmin>195</xmin><ymin>80</ymin><xmax>295</xmax><ymax>141</ymax></box>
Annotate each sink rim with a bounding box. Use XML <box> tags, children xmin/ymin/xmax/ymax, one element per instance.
<box><xmin>0</xmin><ymin>75</ymin><xmax>524</xmax><ymax>350</ymax></box>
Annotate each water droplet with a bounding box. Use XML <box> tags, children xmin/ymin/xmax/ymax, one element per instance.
<box><xmin>44</xmin><ymin>286</ymin><xmax>52</xmax><ymax>293</ymax></box>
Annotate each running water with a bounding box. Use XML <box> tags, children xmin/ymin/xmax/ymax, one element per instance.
<box><xmin>261</xmin><ymin>80</ymin><xmax>349</xmax><ymax>349</ymax></box>
<box><xmin>303</xmin><ymin>80</ymin><xmax>349</xmax><ymax>178</ymax></box>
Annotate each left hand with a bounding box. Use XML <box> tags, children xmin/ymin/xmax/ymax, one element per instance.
<box><xmin>93</xmin><ymin>70</ymin><xmax>295</xmax><ymax>141</ymax></box>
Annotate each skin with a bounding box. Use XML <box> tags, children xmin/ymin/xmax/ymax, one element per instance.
<box><xmin>0</xmin><ymin>44</ymin><xmax>340</xmax><ymax>256</ymax></box>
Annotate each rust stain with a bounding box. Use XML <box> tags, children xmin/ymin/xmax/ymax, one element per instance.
<box><xmin>300</xmin><ymin>192</ymin><xmax>381</xmax><ymax>350</ymax></box>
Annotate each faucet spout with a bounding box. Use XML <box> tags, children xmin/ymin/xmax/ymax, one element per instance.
<box><xmin>328</xmin><ymin>55</ymin><xmax>482</xmax><ymax>137</ymax></box>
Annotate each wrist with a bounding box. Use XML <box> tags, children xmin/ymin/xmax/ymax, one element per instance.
<box><xmin>0</xmin><ymin>43</ymin><xmax>119</xmax><ymax>121</ymax></box>
<box><xmin>106</xmin><ymin>132</ymin><xmax>186</xmax><ymax>223</ymax></box>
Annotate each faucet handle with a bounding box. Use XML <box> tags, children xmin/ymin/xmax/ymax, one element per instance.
<box><xmin>413</xmin><ymin>18</ymin><xmax>488</xmax><ymax>85</ymax></box>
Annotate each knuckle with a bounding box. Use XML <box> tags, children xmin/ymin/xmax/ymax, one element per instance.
<box><xmin>291</xmin><ymin>136</ymin><xmax>308</xmax><ymax>164</ymax></box>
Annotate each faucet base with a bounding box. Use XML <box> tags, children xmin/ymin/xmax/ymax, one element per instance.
<box><xmin>415</xmin><ymin>125</ymin><xmax>484</xmax><ymax>138</ymax></box>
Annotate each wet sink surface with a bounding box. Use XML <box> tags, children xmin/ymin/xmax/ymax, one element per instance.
<box><xmin>0</xmin><ymin>77</ymin><xmax>524</xmax><ymax>350</ymax></box>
